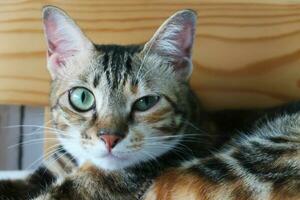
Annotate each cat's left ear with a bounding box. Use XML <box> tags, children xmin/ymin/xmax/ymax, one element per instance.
<box><xmin>143</xmin><ymin>10</ymin><xmax>197</xmax><ymax>81</ymax></box>
<box><xmin>42</xmin><ymin>6</ymin><xmax>94</xmax><ymax>79</ymax></box>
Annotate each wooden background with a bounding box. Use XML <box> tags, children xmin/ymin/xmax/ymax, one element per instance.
<box><xmin>1</xmin><ymin>0</ymin><xmax>300</xmax><ymax>110</ymax></box>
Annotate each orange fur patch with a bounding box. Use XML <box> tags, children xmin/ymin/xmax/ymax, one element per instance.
<box><xmin>143</xmin><ymin>169</ymin><xmax>264</xmax><ymax>200</ymax></box>
<box><xmin>144</xmin><ymin>169</ymin><xmax>217</xmax><ymax>200</ymax></box>
<box><xmin>145</xmin><ymin>169</ymin><xmax>300</xmax><ymax>200</ymax></box>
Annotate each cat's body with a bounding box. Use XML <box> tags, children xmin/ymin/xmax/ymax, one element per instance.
<box><xmin>5</xmin><ymin>104</ymin><xmax>298</xmax><ymax>200</ymax></box>
<box><xmin>0</xmin><ymin>6</ymin><xmax>299</xmax><ymax>200</ymax></box>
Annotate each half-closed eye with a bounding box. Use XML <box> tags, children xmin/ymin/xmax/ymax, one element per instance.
<box><xmin>132</xmin><ymin>95</ymin><xmax>160</xmax><ymax>112</ymax></box>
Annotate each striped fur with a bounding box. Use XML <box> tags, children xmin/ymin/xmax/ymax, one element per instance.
<box><xmin>1</xmin><ymin>6</ymin><xmax>300</xmax><ymax>200</ymax></box>
<box><xmin>30</xmin><ymin>107</ymin><xmax>300</xmax><ymax>200</ymax></box>
<box><xmin>144</xmin><ymin>112</ymin><xmax>300</xmax><ymax>200</ymax></box>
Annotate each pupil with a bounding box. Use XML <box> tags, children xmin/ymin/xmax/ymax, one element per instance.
<box><xmin>144</xmin><ymin>97</ymin><xmax>149</xmax><ymax>105</ymax></box>
<box><xmin>81</xmin><ymin>92</ymin><xmax>86</xmax><ymax>103</ymax></box>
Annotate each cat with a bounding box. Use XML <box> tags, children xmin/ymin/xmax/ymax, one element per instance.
<box><xmin>0</xmin><ymin>5</ymin><xmax>299</xmax><ymax>200</ymax></box>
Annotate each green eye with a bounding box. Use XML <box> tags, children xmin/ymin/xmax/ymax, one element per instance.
<box><xmin>69</xmin><ymin>87</ymin><xmax>95</xmax><ymax>112</ymax></box>
<box><xmin>133</xmin><ymin>95</ymin><xmax>160</xmax><ymax>112</ymax></box>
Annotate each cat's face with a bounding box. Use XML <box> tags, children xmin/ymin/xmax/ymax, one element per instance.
<box><xmin>43</xmin><ymin>6</ymin><xmax>196</xmax><ymax>170</ymax></box>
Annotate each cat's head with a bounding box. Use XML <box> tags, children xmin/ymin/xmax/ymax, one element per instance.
<box><xmin>42</xmin><ymin>6</ymin><xmax>197</xmax><ymax>170</ymax></box>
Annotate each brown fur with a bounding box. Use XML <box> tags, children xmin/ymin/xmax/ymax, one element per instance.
<box><xmin>142</xmin><ymin>108</ymin><xmax>173</xmax><ymax>124</ymax></box>
<box><xmin>271</xmin><ymin>181</ymin><xmax>300</xmax><ymax>200</ymax></box>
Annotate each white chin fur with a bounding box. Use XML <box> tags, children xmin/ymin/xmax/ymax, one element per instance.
<box><xmin>88</xmin><ymin>138</ymin><xmax>181</xmax><ymax>171</ymax></box>
<box><xmin>90</xmin><ymin>156</ymin><xmax>137</xmax><ymax>171</ymax></box>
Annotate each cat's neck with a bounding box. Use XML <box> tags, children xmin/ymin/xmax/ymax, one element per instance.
<box><xmin>181</xmin><ymin>88</ymin><xmax>221</xmax><ymax>154</ymax></box>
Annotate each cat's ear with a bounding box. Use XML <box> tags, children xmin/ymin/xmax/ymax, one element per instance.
<box><xmin>42</xmin><ymin>6</ymin><xmax>94</xmax><ymax>79</ymax></box>
<box><xmin>143</xmin><ymin>10</ymin><xmax>197</xmax><ymax>81</ymax></box>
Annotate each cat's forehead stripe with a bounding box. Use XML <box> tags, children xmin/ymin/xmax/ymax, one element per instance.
<box><xmin>93</xmin><ymin>74</ymin><xmax>100</xmax><ymax>88</ymax></box>
<box><xmin>94</xmin><ymin>44</ymin><xmax>143</xmax><ymax>89</ymax></box>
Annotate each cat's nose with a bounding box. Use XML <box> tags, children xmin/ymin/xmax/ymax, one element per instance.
<box><xmin>99</xmin><ymin>134</ymin><xmax>123</xmax><ymax>152</ymax></box>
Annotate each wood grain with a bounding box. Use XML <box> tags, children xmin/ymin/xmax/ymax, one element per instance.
<box><xmin>0</xmin><ymin>0</ymin><xmax>300</xmax><ymax>110</ymax></box>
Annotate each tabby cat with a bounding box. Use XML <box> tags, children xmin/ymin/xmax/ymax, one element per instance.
<box><xmin>0</xmin><ymin>5</ymin><xmax>299</xmax><ymax>200</ymax></box>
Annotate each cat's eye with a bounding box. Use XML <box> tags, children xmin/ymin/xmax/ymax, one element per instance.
<box><xmin>133</xmin><ymin>95</ymin><xmax>160</xmax><ymax>112</ymax></box>
<box><xmin>69</xmin><ymin>87</ymin><xmax>95</xmax><ymax>112</ymax></box>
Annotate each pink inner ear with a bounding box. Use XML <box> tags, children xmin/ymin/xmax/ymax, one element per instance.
<box><xmin>47</xmin><ymin>40</ymin><xmax>55</xmax><ymax>56</ymax></box>
<box><xmin>48</xmin><ymin>53</ymin><xmax>66</xmax><ymax>72</ymax></box>
<box><xmin>44</xmin><ymin>18</ymin><xmax>80</xmax><ymax>70</ymax></box>
<box><xmin>45</xmin><ymin>19</ymin><xmax>62</xmax><ymax>55</ymax></box>
<box><xmin>155</xmin><ymin>19</ymin><xmax>194</xmax><ymax>60</ymax></box>
<box><xmin>175</xmin><ymin>21</ymin><xmax>194</xmax><ymax>58</ymax></box>
<box><xmin>44</xmin><ymin>19</ymin><xmax>58</xmax><ymax>48</ymax></box>
<box><xmin>45</xmin><ymin>18</ymin><xmax>76</xmax><ymax>55</ymax></box>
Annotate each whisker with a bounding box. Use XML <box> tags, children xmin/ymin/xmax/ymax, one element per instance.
<box><xmin>139</xmin><ymin>150</ymin><xmax>160</xmax><ymax>168</ymax></box>
<box><xmin>182</xmin><ymin>120</ymin><xmax>203</xmax><ymax>131</ymax></box>
<box><xmin>8</xmin><ymin>138</ymin><xmax>60</xmax><ymax>149</ymax></box>
<box><xmin>144</xmin><ymin>144</ymin><xmax>189</xmax><ymax>163</ymax></box>
<box><xmin>26</xmin><ymin>144</ymin><xmax>62</xmax><ymax>170</ymax></box>
<box><xmin>146</xmin><ymin>134</ymin><xmax>199</xmax><ymax>139</ymax></box>
<box><xmin>3</xmin><ymin>125</ymin><xmax>65</xmax><ymax>133</ymax></box>
<box><xmin>46</xmin><ymin>151</ymin><xmax>68</xmax><ymax>171</ymax></box>
<box><xmin>135</xmin><ymin>35</ymin><xmax>156</xmax><ymax>80</ymax></box>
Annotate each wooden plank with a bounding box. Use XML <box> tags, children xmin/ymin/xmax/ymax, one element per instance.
<box><xmin>0</xmin><ymin>0</ymin><xmax>299</xmax><ymax>110</ymax></box>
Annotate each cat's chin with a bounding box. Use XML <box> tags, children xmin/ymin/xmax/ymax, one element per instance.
<box><xmin>90</xmin><ymin>154</ymin><xmax>137</xmax><ymax>171</ymax></box>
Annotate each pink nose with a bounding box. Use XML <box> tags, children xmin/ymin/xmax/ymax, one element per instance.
<box><xmin>100</xmin><ymin>134</ymin><xmax>122</xmax><ymax>152</ymax></box>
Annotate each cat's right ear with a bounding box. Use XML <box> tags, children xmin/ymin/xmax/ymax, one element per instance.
<box><xmin>142</xmin><ymin>10</ymin><xmax>197</xmax><ymax>81</ymax></box>
<box><xmin>42</xmin><ymin>6</ymin><xmax>94</xmax><ymax>79</ymax></box>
